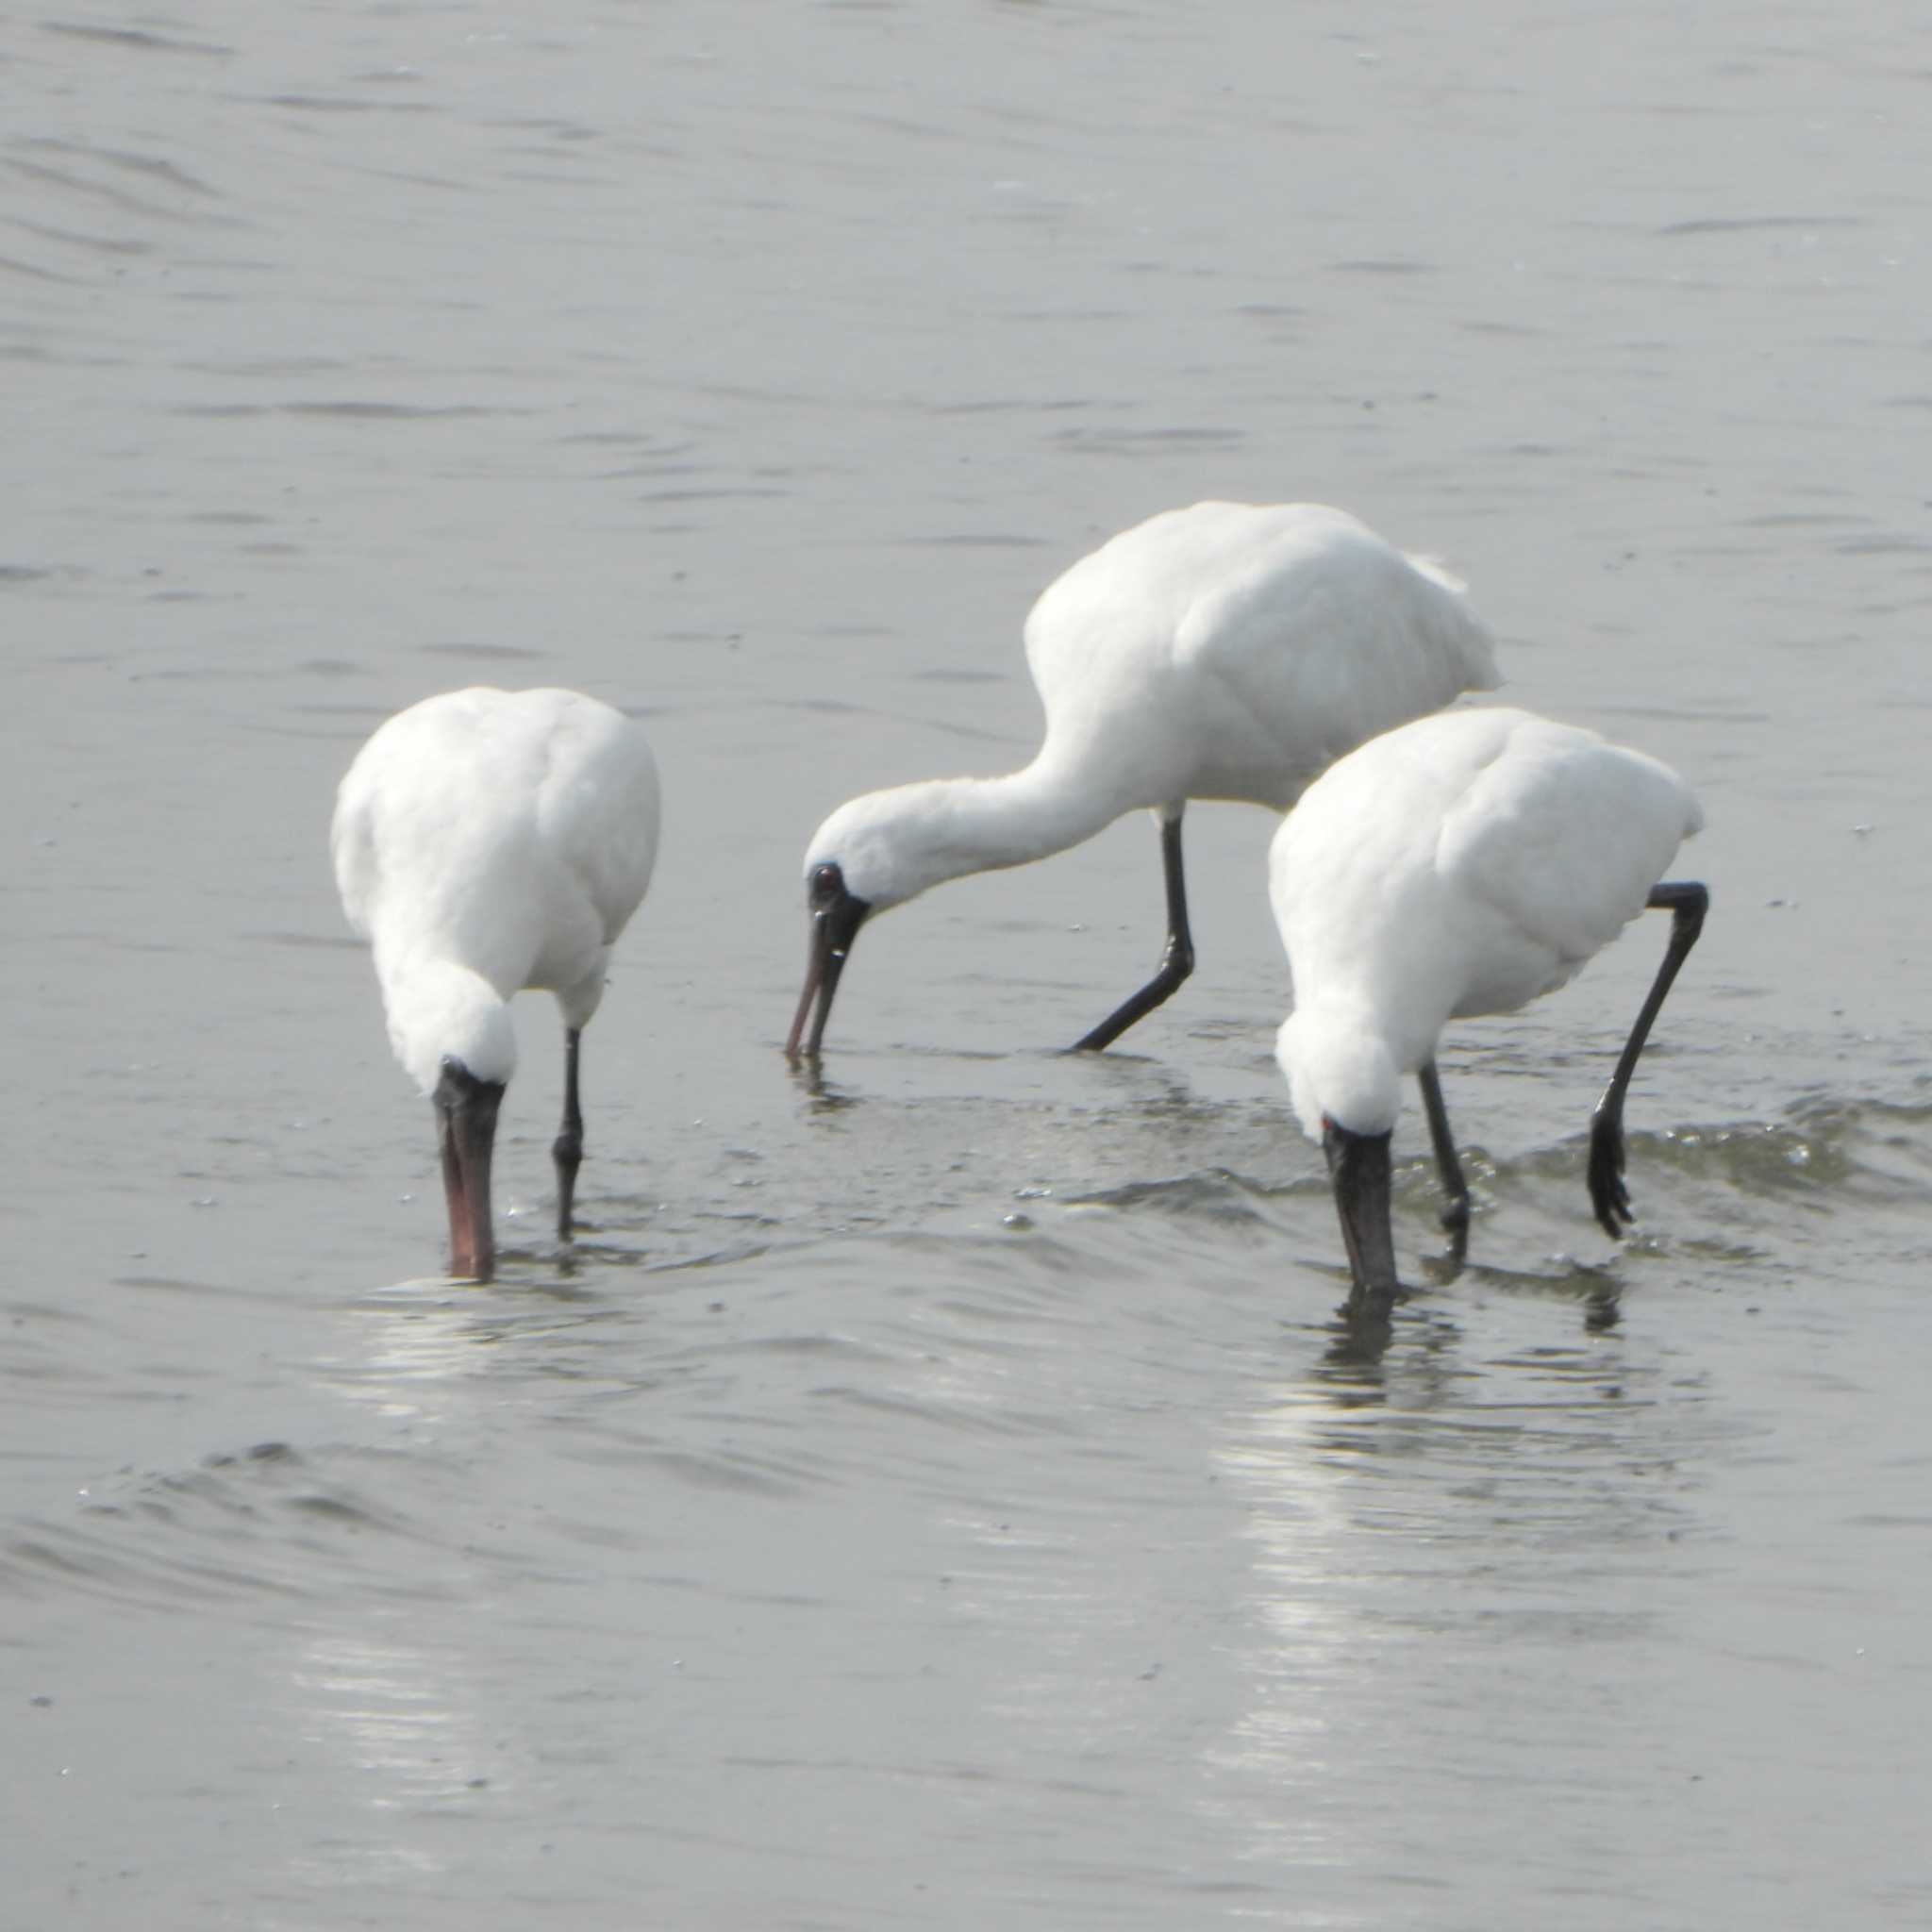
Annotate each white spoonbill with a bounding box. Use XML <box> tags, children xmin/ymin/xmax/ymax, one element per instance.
<box><xmin>787</xmin><ymin>500</ymin><xmax>1500</xmax><ymax>1058</ymax></box>
<box><xmin>332</xmin><ymin>687</ymin><xmax>660</xmax><ymax>1282</ymax></box>
<box><xmin>1270</xmin><ymin>706</ymin><xmax>1707</xmax><ymax>1309</ymax></box>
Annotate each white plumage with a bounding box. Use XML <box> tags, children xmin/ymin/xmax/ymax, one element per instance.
<box><xmin>332</xmin><ymin>686</ymin><xmax>659</xmax><ymax>1281</ymax></box>
<box><xmin>1271</xmin><ymin>705</ymin><xmax>1707</xmax><ymax>1307</ymax></box>
<box><xmin>789</xmin><ymin>500</ymin><xmax>1501</xmax><ymax>1057</ymax></box>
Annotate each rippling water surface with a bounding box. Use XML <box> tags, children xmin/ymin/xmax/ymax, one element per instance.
<box><xmin>8</xmin><ymin>3</ymin><xmax>1932</xmax><ymax>1925</ymax></box>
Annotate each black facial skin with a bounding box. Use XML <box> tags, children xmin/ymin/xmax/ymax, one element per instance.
<box><xmin>785</xmin><ymin>860</ymin><xmax>872</xmax><ymax>1058</ymax></box>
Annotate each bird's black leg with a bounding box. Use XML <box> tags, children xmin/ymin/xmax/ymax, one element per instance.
<box><xmin>554</xmin><ymin>1025</ymin><xmax>584</xmax><ymax>1243</ymax></box>
<box><xmin>1417</xmin><ymin>1059</ymin><xmax>1471</xmax><ymax>1262</ymax></box>
<box><xmin>1072</xmin><ymin>811</ymin><xmax>1195</xmax><ymax>1052</ymax></box>
<box><xmin>1588</xmin><ymin>881</ymin><xmax>1708</xmax><ymax>1238</ymax></box>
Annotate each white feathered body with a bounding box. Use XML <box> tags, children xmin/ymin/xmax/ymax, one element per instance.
<box><xmin>1272</xmin><ymin>707</ymin><xmax>1703</xmax><ymax>1138</ymax></box>
<box><xmin>332</xmin><ymin>687</ymin><xmax>660</xmax><ymax>1093</ymax></box>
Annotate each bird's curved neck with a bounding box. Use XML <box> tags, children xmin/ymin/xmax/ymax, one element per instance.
<box><xmin>908</xmin><ymin>755</ymin><xmax>1138</xmax><ymax>886</ymax></box>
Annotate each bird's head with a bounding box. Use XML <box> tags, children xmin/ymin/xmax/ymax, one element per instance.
<box><xmin>379</xmin><ymin>960</ymin><xmax>516</xmax><ymax>1282</ymax></box>
<box><xmin>1276</xmin><ymin>1007</ymin><xmax>1403</xmax><ymax>1307</ymax></box>
<box><xmin>1274</xmin><ymin>1006</ymin><xmax>1400</xmax><ymax>1144</ymax></box>
<box><xmin>384</xmin><ymin>958</ymin><xmax>518</xmax><ymax>1098</ymax></box>
<box><xmin>800</xmin><ymin>787</ymin><xmax>969</xmax><ymax>913</ymax></box>
<box><xmin>785</xmin><ymin>787</ymin><xmax>967</xmax><ymax>1058</ymax></box>
<box><xmin>785</xmin><ymin>855</ymin><xmax>874</xmax><ymax>1059</ymax></box>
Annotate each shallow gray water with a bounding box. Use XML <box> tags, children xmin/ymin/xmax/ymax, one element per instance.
<box><xmin>7</xmin><ymin>3</ymin><xmax>1932</xmax><ymax>1925</ymax></box>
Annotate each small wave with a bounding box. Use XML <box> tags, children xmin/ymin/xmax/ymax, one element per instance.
<box><xmin>170</xmin><ymin>400</ymin><xmax>523</xmax><ymax>421</ymax></box>
<box><xmin>1658</xmin><ymin>213</ymin><xmax>1860</xmax><ymax>236</ymax></box>
<box><xmin>415</xmin><ymin>640</ymin><xmax>549</xmax><ymax>661</ymax></box>
<box><xmin>1061</xmin><ymin>1167</ymin><xmax>1299</xmax><ymax>1230</ymax></box>
<box><xmin>1552</xmin><ymin>1100</ymin><xmax>1932</xmax><ymax>1209</ymax></box>
<box><xmin>1048</xmin><ymin>425</ymin><xmax>1247</xmax><ymax>456</ymax></box>
<box><xmin>0</xmin><ymin>1440</ymin><xmax>446</xmax><ymax>1614</ymax></box>
<box><xmin>1328</xmin><ymin>257</ymin><xmax>1438</xmax><ymax>275</ymax></box>
<box><xmin>588</xmin><ymin>1444</ymin><xmax>818</xmax><ymax>1499</ymax></box>
<box><xmin>39</xmin><ymin>20</ymin><xmax>229</xmax><ymax>57</ymax></box>
<box><xmin>1014</xmin><ymin>1097</ymin><xmax>1932</xmax><ymax>1305</ymax></box>
<box><xmin>811</xmin><ymin>1380</ymin><xmax>1081</xmax><ymax>1444</ymax></box>
<box><xmin>258</xmin><ymin>92</ymin><xmax>436</xmax><ymax>116</ymax></box>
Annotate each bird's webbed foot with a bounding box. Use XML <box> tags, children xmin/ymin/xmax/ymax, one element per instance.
<box><xmin>1587</xmin><ymin>1106</ymin><xmax>1633</xmax><ymax>1238</ymax></box>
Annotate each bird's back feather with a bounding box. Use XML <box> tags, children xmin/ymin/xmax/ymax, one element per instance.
<box><xmin>1273</xmin><ymin>706</ymin><xmax>1702</xmax><ymax>1091</ymax></box>
<box><xmin>1024</xmin><ymin>502</ymin><xmax>1500</xmax><ymax>810</ymax></box>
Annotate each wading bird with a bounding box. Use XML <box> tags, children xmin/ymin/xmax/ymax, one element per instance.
<box><xmin>1270</xmin><ymin>706</ymin><xmax>1707</xmax><ymax>1310</ymax></box>
<box><xmin>787</xmin><ymin>501</ymin><xmax>1500</xmax><ymax>1058</ymax></box>
<box><xmin>332</xmin><ymin>687</ymin><xmax>659</xmax><ymax>1282</ymax></box>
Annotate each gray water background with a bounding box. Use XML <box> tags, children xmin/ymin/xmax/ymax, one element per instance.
<box><xmin>7</xmin><ymin>3</ymin><xmax>1932</xmax><ymax>1926</ymax></box>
